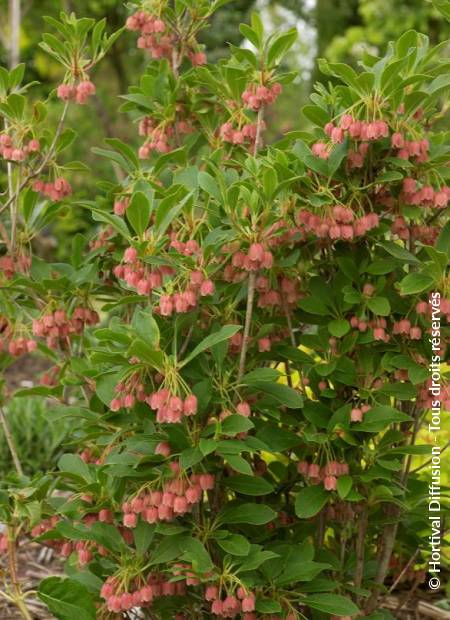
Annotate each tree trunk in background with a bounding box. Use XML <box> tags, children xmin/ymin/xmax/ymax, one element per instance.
<box><xmin>9</xmin><ymin>0</ymin><xmax>20</xmax><ymax>68</ymax></box>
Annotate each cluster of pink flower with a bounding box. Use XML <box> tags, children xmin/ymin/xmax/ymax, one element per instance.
<box><xmin>89</xmin><ymin>226</ymin><xmax>115</xmax><ymax>252</ymax></box>
<box><xmin>391</xmin><ymin>133</ymin><xmax>429</xmax><ymax>162</ymax></box>
<box><xmin>0</xmin><ymin>134</ymin><xmax>40</xmax><ymax>161</ymax></box>
<box><xmin>0</xmin><ymin>254</ymin><xmax>31</xmax><ymax>279</ymax></box>
<box><xmin>297</xmin><ymin>460</ymin><xmax>350</xmax><ymax>491</ymax></box>
<box><xmin>110</xmin><ymin>373</ymin><xmax>149</xmax><ymax>411</ymax></box>
<box><xmin>391</xmin><ymin>216</ymin><xmax>439</xmax><ymax>245</ymax></box>
<box><xmin>126</xmin><ymin>10</ymin><xmax>172</xmax><ymax>58</ymax></box>
<box><xmin>40</xmin><ymin>364</ymin><xmax>60</xmax><ymax>387</ymax></box>
<box><xmin>30</xmin><ymin>517</ymin><xmax>79</xmax><ymax>560</ymax></box>
<box><xmin>392</xmin><ymin>319</ymin><xmax>422</xmax><ymax>340</ymax></box>
<box><xmin>219</xmin><ymin>121</ymin><xmax>264</xmax><ymax>147</ymax></box>
<box><xmin>350</xmin><ymin>403</ymin><xmax>372</xmax><ymax>423</ymax></box>
<box><xmin>101</xmin><ymin>573</ymin><xmax>187</xmax><ymax>613</ymax></box>
<box><xmin>258</xmin><ymin>276</ymin><xmax>300</xmax><ymax>309</ymax></box>
<box><xmin>126</xmin><ymin>10</ymin><xmax>206</xmax><ymax>66</ymax></box>
<box><xmin>241</xmin><ymin>82</ymin><xmax>282</xmax><ymax>111</ymax></box>
<box><xmin>417</xmin><ymin>299</ymin><xmax>450</xmax><ymax>322</ymax></box>
<box><xmin>113</xmin><ymin>196</ymin><xmax>130</xmax><ymax>216</ymax></box>
<box><xmin>2</xmin><ymin>335</ymin><xmax>37</xmax><ymax>357</ymax></box>
<box><xmin>230</xmin><ymin>243</ymin><xmax>274</xmax><ymax>272</ymax></box>
<box><xmin>32</xmin><ymin>177</ymin><xmax>72</xmax><ymax>202</ymax></box>
<box><xmin>169</xmin><ymin>234</ymin><xmax>200</xmax><ymax>256</ymax></box>
<box><xmin>57</xmin><ymin>80</ymin><xmax>96</xmax><ymax>104</ymax></box>
<box><xmin>369</xmin><ymin>317</ymin><xmax>390</xmax><ymax>342</ymax></box>
<box><xmin>401</xmin><ymin>177</ymin><xmax>449</xmax><ymax>209</ymax></box>
<box><xmin>157</xmin><ymin>284</ymin><xmax>215</xmax><ymax>317</ymax></box>
<box><xmin>114</xmin><ymin>247</ymin><xmax>173</xmax><ymax>295</ymax></box>
<box><xmin>349</xmin><ymin>316</ymin><xmax>370</xmax><ymax>333</ymax></box>
<box><xmin>31</xmin><ymin>516</ymin><xmax>59</xmax><ymax>539</ymax></box>
<box><xmin>296</xmin><ymin>207</ymin><xmax>379</xmax><ymax>241</ymax></box>
<box><xmin>417</xmin><ymin>379</ymin><xmax>450</xmax><ymax>412</ymax></box>
<box><xmin>32</xmin><ymin>307</ymin><xmax>99</xmax><ymax>349</ymax></box>
<box><xmin>313</xmin><ymin>140</ymin><xmax>370</xmax><ymax>169</ymax></box>
<box><xmin>205</xmin><ymin>585</ymin><xmax>256</xmax><ymax>618</ymax></box>
<box><xmin>325</xmin><ymin>115</ymin><xmax>389</xmax><ymax>144</ymax></box>
<box><xmin>138</xmin><ymin>117</ymin><xmax>192</xmax><ymax>156</ymax></box>
<box><xmin>347</xmin><ymin>142</ymin><xmax>369</xmax><ymax>168</ymax></box>
<box><xmin>229</xmin><ymin>326</ymin><xmax>289</xmax><ymax>356</ymax></box>
<box><xmin>147</xmin><ymin>389</ymin><xmax>198</xmax><ymax>423</ymax></box>
<box><xmin>122</xmin><ymin>469</ymin><xmax>214</xmax><ymax>527</ymax></box>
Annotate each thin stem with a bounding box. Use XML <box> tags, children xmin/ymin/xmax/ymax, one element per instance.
<box><xmin>354</xmin><ymin>508</ymin><xmax>368</xmax><ymax>602</ymax></box>
<box><xmin>253</xmin><ymin>106</ymin><xmax>265</xmax><ymax>157</ymax></box>
<box><xmin>179</xmin><ymin>324</ymin><xmax>194</xmax><ymax>359</ymax></box>
<box><xmin>387</xmin><ymin>548</ymin><xmax>419</xmax><ymax>595</ymax></box>
<box><xmin>237</xmin><ymin>271</ymin><xmax>256</xmax><ymax>383</ymax></box>
<box><xmin>0</xmin><ymin>407</ymin><xmax>23</xmax><ymax>476</ymax></box>
<box><xmin>7</xmin><ymin>526</ymin><xmax>33</xmax><ymax>620</ymax></box>
<box><xmin>364</xmin><ymin>505</ymin><xmax>399</xmax><ymax>614</ymax></box>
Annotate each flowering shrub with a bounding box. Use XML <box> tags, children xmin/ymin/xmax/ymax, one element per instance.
<box><xmin>0</xmin><ymin>3</ymin><xmax>449</xmax><ymax>620</ymax></box>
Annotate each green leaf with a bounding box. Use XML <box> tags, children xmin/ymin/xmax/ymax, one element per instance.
<box><xmin>224</xmin><ymin>475</ymin><xmax>274</xmax><ymax>496</ymax></box>
<box><xmin>126</xmin><ymin>191</ymin><xmax>152</xmax><ymax>237</ymax></box>
<box><xmin>267</xmin><ymin>28</ymin><xmax>298</xmax><ymax>66</ymax></box>
<box><xmin>181</xmin><ymin>538</ymin><xmax>213</xmax><ymax>572</ymax></box>
<box><xmin>155</xmin><ymin>189</ymin><xmax>194</xmax><ymax>237</ymax></box>
<box><xmin>148</xmin><ymin>534</ymin><xmax>185</xmax><ymax>565</ymax></box>
<box><xmin>375</xmin><ymin>170</ymin><xmax>403</xmax><ymax>183</ymax></box>
<box><xmin>58</xmin><ymin>454</ymin><xmax>92</xmax><ymax>484</ymax></box>
<box><xmin>38</xmin><ymin>578</ymin><xmax>96</xmax><ymax>620</ymax></box>
<box><xmin>198</xmin><ymin>171</ymin><xmax>222</xmax><ymax>202</ymax></box>
<box><xmin>221</xmin><ymin>415</ymin><xmax>254</xmax><ymax>436</ymax></box>
<box><xmin>436</xmin><ymin>220</ymin><xmax>450</xmax><ymax>257</ymax></box>
<box><xmin>78</xmin><ymin>202</ymin><xmax>130</xmax><ymax>239</ymax></box>
<box><xmin>216</xmin><ymin>533</ymin><xmax>250</xmax><ymax>556</ymax></box>
<box><xmin>132</xmin><ymin>309</ymin><xmax>160</xmax><ymax>349</ymax></box>
<box><xmin>302</xmin><ymin>104</ymin><xmax>329</xmax><ymax>127</ymax></box>
<box><xmin>367</xmin><ymin>296</ymin><xmax>391</xmax><ymax>316</ymax></box>
<box><xmin>337</xmin><ymin>475</ymin><xmax>353</xmax><ymax>499</ymax></box>
<box><xmin>398</xmin><ymin>272</ymin><xmax>434</xmax><ymax>295</ymax></box>
<box><xmin>295</xmin><ymin>486</ymin><xmax>328</xmax><ymax>518</ymax></box>
<box><xmin>226</xmin><ymin>454</ymin><xmax>253</xmax><ymax>475</ymax></box>
<box><xmin>328</xmin><ymin>319</ymin><xmax>350</xmax><ymax>337</ymax></box>
<box><xmin>219</xmin><ymin>502</ymin><xmax>277</xmax><ymax>525</ymax></box>
<box><xmin>275</xmin><ymin>561</ymin><xmax>331</xmax><ymax>586</ymax></box>
<box><xmin>246</xmin><ymin>381</ymin><xmax>303</xmax><ymax>408</ymax></box>
<box><xmin>357</xmin><ymin>405</ymin><xmax>411</xmax><ymax>432</ymax></box>
<box><xmin>180</xmin><ymin>325</ymin><xmax>241</xmax><ymax>366</ymax></box>
<box><xmin>256</xmin><ymin>599</ymin><xmax>282</xmax><ymax>614</ymax></box>
<box><xmin>239</xmin><ymin>24</ymin><xmax>260</xmax><ymax>48</ymax></box>
<box><xmin>180</xmin><ymin>447</ymin><xmax>203</xmax><ymax>469</ymax></box>
<box><xmin>306</xmin><ymin>593</ymin><xmax>359</xmax><ymax>615</ymax></box>
<box><xmin>379</xmin><ymin>241</ymin><xmax>420</xmax><ymax>264</ymax></box>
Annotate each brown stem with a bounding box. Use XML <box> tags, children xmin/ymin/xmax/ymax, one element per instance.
<box><xmin>317</xmin><ymin>510</ymin><xmax>325</xmax><ymax>547</ymax></box>
<box><xmin>354</xmin><ymin>508</ymin><xmax>368</xmax><ymax>601</ymax></box>
<box><xmin>179</xmin><ymin>324</ymin><xmax>194</xmax><ymax>359</ymax></box>
<box><xmin>364</xmin><ymin>505</ymin><xmax>400</xmax><ymax>613</ymax></box>
<box><xmin>0</xmin><ymin>407</ymin><xmax>23</xmax><ymax>476</ymax></box>
<box><xmin>388</xmin><ymin>548</ymin><xmax>419</xmax><ymax>595</ymax></box>
<box><xmin>7</xmin><ymin>527</ymin><xmax>33</xmax><ymax>620</ymax></box>
<box><xmin>237</xmin><ymin>271</ymin><xmax>256</xmax><ymax>383</ymax></box>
